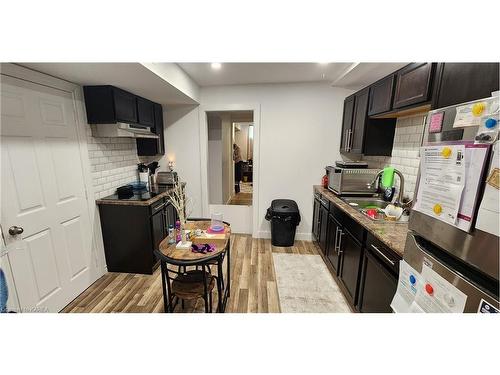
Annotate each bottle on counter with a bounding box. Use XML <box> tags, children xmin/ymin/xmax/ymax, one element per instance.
<box><xmin>168</xmin><ymin>225</ymin><xmax>175</xmax><ymax>244</ymax></box>
<box><xmin>175</xmin><ymin>220</ymin><xmax>181</xmax><ymax>242</ymax></box>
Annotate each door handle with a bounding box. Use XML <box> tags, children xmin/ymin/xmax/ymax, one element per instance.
<box><xmin>347</xmin><ymin>129</ymin><xmax>352</xmax><ymax>151</ymax></box>
<box><xmin>9</xmin><ymin>226</ymin><xmax>24</xmax><ymax>236</ymax></box>
<box><xmin>336</xmin><ymin>230</ymin><xmax>344</xmax><ymax>254</ymax></box>
<box><xmin>370</xmin><ymin>244</ymin><xmax>395</xmax><ymax>266</ymax></box>
<box><xmin>344</xmin><ymin>130</ymin><xmax>348</xmax><ymax>151</ymax></box>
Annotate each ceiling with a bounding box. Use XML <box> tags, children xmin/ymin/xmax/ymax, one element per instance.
<box><xmin>178</xmin><ymin>63</ymin><xmax>408</xmax><ymax>89</ymax></box>
<box><xmin>18</xmin><ymin>63</ymin><xmax>198</xmax><ymax>105</ymax></box>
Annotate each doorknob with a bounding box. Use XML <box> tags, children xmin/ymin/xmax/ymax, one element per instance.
<box><xmin>8</xmin><ymin>226</ymin><xmax>24</xmax><ymax>236</ymax></box>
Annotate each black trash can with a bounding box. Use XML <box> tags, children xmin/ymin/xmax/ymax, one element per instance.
<box><xmin>265</xmin><ymin>199</ymin><xmax>301</xmax><ymax>246</ymax></box>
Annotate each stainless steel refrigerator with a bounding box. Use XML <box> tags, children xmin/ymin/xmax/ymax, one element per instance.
<box><xmin>402</xmin><ymin>94</ymin><xmax>499</xmax><ymax>312</ymax></box>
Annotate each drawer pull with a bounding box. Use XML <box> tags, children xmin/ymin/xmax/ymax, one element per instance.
<box><xmin>370</xmin><ymin>244</ymin><xmax>395</xmax><ymax>266</ymax></box>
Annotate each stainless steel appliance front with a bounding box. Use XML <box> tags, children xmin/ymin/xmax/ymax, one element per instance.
<box><xmin>403</xmin><ymin>232</ymin><xmax>499</xmax><ymax>313</ymax></box>
<box><xmin>326</xmin><ymin>166</ymin><xmax>379</xmax><ymax>196</ymax></box>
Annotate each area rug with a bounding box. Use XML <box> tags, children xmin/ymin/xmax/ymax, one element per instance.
<box><xmin>272</xmin><ymin>253</ymin><xmax>351</xmax><ymax>313</ymax></box>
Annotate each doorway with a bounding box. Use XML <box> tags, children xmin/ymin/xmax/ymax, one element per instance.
<box><xmin>201</xmin><ymin>107</ymin><xmax>259</xmax><ymax>235</ymax></box>
<box><xmin>206</xmin><ymin>110</ymin><xmax>253</xmax><ymax>206</ymax></box>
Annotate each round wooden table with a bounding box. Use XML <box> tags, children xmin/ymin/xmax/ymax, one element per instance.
<box><xmin>156</xmin><ymin>220</ymin><xmax>231</xmax><ymax>312</ymax></box>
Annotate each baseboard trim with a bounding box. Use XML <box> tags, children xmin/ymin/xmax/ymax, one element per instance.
<box><xmin>257</xmin><ymin>230</ymin><xmax>312</xmax><ymax>241</ymax></box>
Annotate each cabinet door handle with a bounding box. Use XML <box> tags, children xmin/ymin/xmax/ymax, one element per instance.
<box><xmin>370</xmin><ymin>244</ymin><xmax>395</xmax><ymax>266</ymax></box>
<box><xmin>334</xmin><ymin>227</ymin><xmax>339</xmax><ymax>253</ymax></box>
<box><xmin>344</xmin><ymin>130</ymin><xmax>348</xmax><ymax>151</ymax></box>
<box><xmin>336</xmin><ymin>230</ymin><xmax>344</xmax><ymax>254</ymax></box>
<box><xmin>347</xmin><ymin>129</ymin><xmax>353</xmax><ymax>151</ymax></box>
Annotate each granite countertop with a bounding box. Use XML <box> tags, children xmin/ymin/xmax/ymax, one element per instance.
<box><xmin>96</xmin><ymin>184</ymin><xmax>181</xmax><ymax>207</ymax></box>
<box><xmin>314</xmin><ymin>185</ymin><xmax>408</xmax><ymax>257</ymax></box>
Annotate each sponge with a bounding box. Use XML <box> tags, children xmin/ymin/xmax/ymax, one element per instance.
<box><xmin>381</xmin><ymin>167</ymin><xmax>395</xmax><ymax>189</ymax></box>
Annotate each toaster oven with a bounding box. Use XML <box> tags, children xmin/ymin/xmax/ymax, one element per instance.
<box><xmin>326</xmin><ymin>166</ymin><xmax>379</xmax><ymax>196</ymax></box>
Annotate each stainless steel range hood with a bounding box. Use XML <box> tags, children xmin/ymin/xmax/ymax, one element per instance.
<box><xmin>92</xmin><ymin>122</ymin><xmax>159</xmax><ymax>139</ymax></box>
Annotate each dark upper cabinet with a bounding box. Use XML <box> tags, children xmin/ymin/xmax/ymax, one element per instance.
<box><xmin>340</xmin><ymin>95</ymin><xmax>355</xmax><ymax>153</ymax></box>
<box><xmin>84</xmin><ymin>85</ymin><xmax>138</xmax><ymax>124</ymax></box>
<box><xmin>137</xmin><ymin>103</ymin><xmax>165</xmax><ymax>156</ymax></box>
<box><xmin>432</xmin><ymin>63</ymin><xmax>500</xmax><ymax>109</ymax></box>
<box><xmin>350</xmin><ymin>88</ymin><xmax>369</xmax><ymax>154</ymax></box>
<box><xmin>393</xmin><ymin>63</ymin><xmax>434</xmax><ymax>109</ymax></box>
<box><xmin>368</xmin><ymin>75</ymin><xmax>395</xmax><ymax>116</ymax></box>
<box><xmin>113</xmin><ymin>87</ymin><xmax>138</xmax><ymax>123</ymax></box>
<box><xmin>137</xmin><ymin>97</ymin><xmax>155</xmax><ymax>127</ymax></box>
<box><xmin>340</xmin><ymin>89</ymin><xmax>395</xmax><ymax>157</ymax></box>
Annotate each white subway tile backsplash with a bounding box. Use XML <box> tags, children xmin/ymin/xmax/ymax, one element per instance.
<box><xmin>363</xmin><ymin>113</ymin><xmax>426</xmax><ymax>200</ymax></box>
<box><xmin>86</xmin><ymin>129</ymin><xmax>140</xmax><ymax>198</ymax></box>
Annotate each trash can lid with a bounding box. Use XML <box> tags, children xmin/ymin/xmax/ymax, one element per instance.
<box><xmin>270</xmin><ymin>199</ymin><xmax>299</xmax><ymax>214</ymax></box>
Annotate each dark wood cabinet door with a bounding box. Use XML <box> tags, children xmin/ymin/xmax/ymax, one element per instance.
<box><xmin>338</xmin><ymin>229</ymin><xmax>363</xmax><ymax>305</ymax></box>
<box><xmin>137</xmin><ymin>97</ymin><xmax>155</xmax><ymax>127</ymax></box>
<box><xmin>340</xmin><ymin>95</ymin><xmax>355</xmax><ymax>153</ymax></box>
<box><xmin>393</xmin><ymin>63</ymin><xmax>433</xmax><ymax>109</ymax></box>
<box><xmin>318</xmin><ymin>205</ymin><xmax>329</xmax><ymax>254</ymax></box>
<box><xmin>151</xmin><ymin>209</ymin><xmax>166</xmax><ymax>252</ymax></box>
<box><xmin>326</xmin><ymin>214</ymin><xmax>341</xmax><ymax>274</ymax></box>
<box><xmin>357</xmin><ymin>248</ymin><xmax>398</xmax><ymax>313</ymax></box>
<box><xmin>368</xmin><ymin>75</ymin><xmax>395</xmax><ymax>115</ymax></box>
<box><xmin>349</xmin><ymin>89</ymin><xmax>369</xmax><ymax>154</ymax></box>
<box><xmin>137</xmin><ymin>103</ymin><xmax>165</xmax><ymax>156</ymax></box>
<box><xmin>312</xmin><ymin>198</ymin><xmax>321</xmax><ymax>242</ymax></box>
<box><xmin>165</xmin><ymin>202</ymin><xmax>177</xmax><ymax>229</ymax></box>
<box><xmin>83</xmin><ymin>85</ymin><xmax>115</xmax><ymax>124</ymax></box>
<box><xmin>113</xmin><ymin>88</ymin><xmax>138</xmax><ymax>123</ymax></box>
<box><xmin>433</xmin><ymin>63</ymin><xmax>500</xmax><ymax>108</ymax></box>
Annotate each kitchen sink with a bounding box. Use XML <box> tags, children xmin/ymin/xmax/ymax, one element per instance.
<box><xmin>341</xmin><ymin>197</ymin><xmax>388</xmax><ymax>210</ymax></box>
<box><xmin>340</xmin><ymin>196</ymin><xmax>408</xmax><ymax>224</ymax></box>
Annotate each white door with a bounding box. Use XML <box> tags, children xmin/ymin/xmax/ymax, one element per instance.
<box><xmin>1</xmin><ymin>75</ymin><xmax>96</xmax><ymax>312</ymax></box>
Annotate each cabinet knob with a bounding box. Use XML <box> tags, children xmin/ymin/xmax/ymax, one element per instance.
<box><xmin>8</xmin><ymin>226</ymin><xmax>24</xmax><ymax>236</ymax></box>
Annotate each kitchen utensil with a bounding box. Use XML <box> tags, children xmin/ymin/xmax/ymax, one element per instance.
<box><xmin>147</xmin><ymin>161</ymin><xmax>159</xmax><ymax>175</ymax></box>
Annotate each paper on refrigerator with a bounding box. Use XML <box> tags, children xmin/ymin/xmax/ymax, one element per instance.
<box><xmin>390</xmin><ymin>261</ymin><xmax>421</xmax><ymax>313</ymax></box>
<box><xmin>414</xmin><ymin>144</ymin><xmax>466</xmax><ymax>225</ymax></box>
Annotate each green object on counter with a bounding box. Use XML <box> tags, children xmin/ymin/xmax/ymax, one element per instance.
<box><xmin>381</xmin><ymin>167</ymin><xmax>395</xmax><ymax>189</ymax></box>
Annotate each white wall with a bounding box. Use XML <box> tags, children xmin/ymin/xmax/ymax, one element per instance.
<box><xmin>163</xmin><ymin>82</ymin><xmax>353</xmax><ymax>238</ymax></box>
<box><xmin>160</xmin><ymin>104</ymin><xmax>204</xmax><ymax>216</ymax></box>
<box><xmin>234</xmin><ymin>122</ymin><xmax>251</xmax><ymax>160</ymax></box>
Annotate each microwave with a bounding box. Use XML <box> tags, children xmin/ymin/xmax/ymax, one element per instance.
<box><xmin>326</xmin><ymin>166</ymin><xmax>379</xmax><ymax>196</ymax></box>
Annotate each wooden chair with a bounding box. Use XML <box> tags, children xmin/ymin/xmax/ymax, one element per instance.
<box><xmin>159</xmin><ymin>261</ymin><xmax>216</xmax><ymax>313</ymax></box>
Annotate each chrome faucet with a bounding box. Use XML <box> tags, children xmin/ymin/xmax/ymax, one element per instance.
<box><xmin>368</xmin><ymin>168</ymin><xmax>405</xmax><ymax>206</ymax></box>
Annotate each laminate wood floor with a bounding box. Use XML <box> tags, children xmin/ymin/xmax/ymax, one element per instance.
<box><xmin>62</xmin><ymin>235</ymin><xmax>320</xmax><ymax>313</ymax></box>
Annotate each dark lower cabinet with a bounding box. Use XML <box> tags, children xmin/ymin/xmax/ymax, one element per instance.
<box><xmin>433</xmin><ymin>63</ymin><xmax>500</xmax><ymax>108</ymax></box>
<box><xmin>318</xmin><ymin>203</ymin><xmax>329</xmax><ymax>254</ymax></box>
<box><xmin>357</xmin><ymin>233</ymin><xmax>401</xmax><ymax>312</ymax></box>
<box><xmin>326</xmin><ymin>214</ymin><xmax>342</xmax><ymax>274</ymax></box>
<box><xmin>338</xmin><ymin>229</ymin><xmax>363</xmax><ymax>305</ymax></box>
<box><xmin>98</xmin><ymin>198</ymin><xmax>177</xmax><ymax>275</ymax></box>
<box><xmin>357</xmin><ymin>248</ymin><xmax>398</xmax><ymax>313</ymax></box>
<box><xmin>312</xmin><ymin>197</ymin><xmax>321</xmax><ymax>242</ymax></box>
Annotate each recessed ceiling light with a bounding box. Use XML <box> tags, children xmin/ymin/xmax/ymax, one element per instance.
<box><xmin>211</xmin><ymin>62</ymin><xmax>222</xmax><ymax>70</ymax></box>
